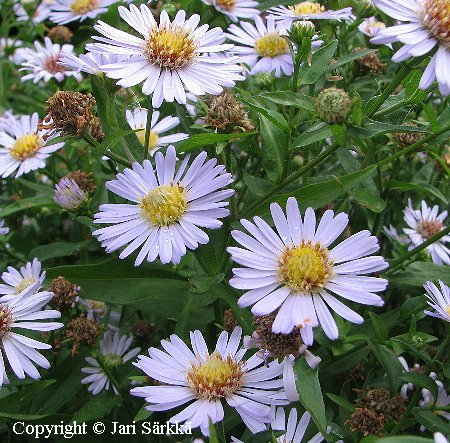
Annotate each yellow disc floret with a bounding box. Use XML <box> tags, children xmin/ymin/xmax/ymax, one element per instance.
<box><xmin>278</xmin><ymin>241</ymin><xmax>332</xmax><ymax>293</ymax></box>
<box><xmin>140</xmin><ymin>183</ymin><xmax>188</xmax><ymax>226</ymax></box>
<box><xmin>289</xmin><ymin>1</ymin><xmax>325</xmax><ymax>16</ymax></box>
<box><xmin>255</xmin><ymin>33</ymin><xmax>288</xmax><ymax>57</ymax></box>
<box><xmin>70</xmin><ymin>0</ymin><xmax>98</xmax><ymax>14</ymax></box>
<box><xmin>10</xmin><ymin>134</ymin><xmax>41</xmax><ymax>160</ymax></box>
<box><xmin>420</xmin><ymin>0</ymin><xmax>450</xmax><ymax>47</ymax></box>
<box><xmin>15</xmin><ymin>277</ymin><xmax>36</xmax><ymax>295</ymax></box>
<box><xmin>137</xmin><ymin>129</ymin><xmax>159</xmax><ymax>151</ymax></box>
<box><xmin>186</xmin><ymin>352</ymin><xmax>244</xmax><ymax>399</ymax></box>
<box><xmin>145</xmin><ymin>24</ymin><xmax>198</xmax><ymax>69</ymax></box>
<box><xmin>215</xmin><ymin>0</ymin><xmax>236</xmax><ymax>11</ymax></box>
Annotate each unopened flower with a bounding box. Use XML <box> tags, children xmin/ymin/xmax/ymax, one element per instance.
<box><xmin>355</xmin><ymin>0</ymin><xmax>376</xmax><ymax>17</ymax></box>
<box><xmin>126</xmin><ymin>108</ymin><xmax>188</xmax><ymax>155</ymax></box>
<box><xmin>131</xmin><ymin>327</ymin><xmax>289</xmax><ymax>436</ymax></box>
<box><xmin>201</xmin><ymin>0</ymin><xmax>259</xmax><ymax>21</ymax></box>
<box><xmin>403</xmin><ymin>200</ymin><xmax>450</xmax><ymax>265</ymax></box>
<box><xmin>47</xmin><ymin>25</ymin><xmax>73</xmax><ymax>43</ymax></box>
<box><xmin>0</xmin><ymin>112</ymin><xmax>65</xmax><ymax>178</ymax></box>
<box><xmin>253</xmin><ymin>71</ymin><xmax>276</xmax><ymax>89</ymax></box>
<box><xmin>50</xmin><ymin>276</ymin><xmax>80</xmax><ymax>310</ymax></box>
<box><xmin>81</xmin><ymin>331</ymin><xmax>140</xmax><ymax>395</ymax></box>
<box><xmin>87</xmin><ymin>6</ymin><xmax>243</xmax><ymax>108</ymax></box>
<box><xmin>49</xmin><ymin>0</ymin><xmax>118</xmax><ymax>24</ymax></box>
<box><xmin>288</xmin><ymin>20</ymin><xmax>316</xmax><ymax>44</ymax></box>
<box><xmin>0</xmin><ymin>258</ymin><xmax>45</xmax><ymax>302</ymax></box>
<box><xmin>228</xmin><ymin>197</ymin><xmax>388</xmax><ymax>343</ymax></box>
<box><xmin>423</xmin><ymin>280</ymin><xmax>450</xmax><ymax>323</ymax></box>
<box><xmin>0</xmin><ymin>289</ymin><xmax>63</xmax><ymax>387</ymax></box>
<box><xmin>20</xmin><ymin>37</ymin><xmax>81</xmax><ymax>83</ymax></box>
<box><xmin>371</xmin><ymin>0</ymin><xmax>450</xmax><ymax>96</ymax></box>
<box><xmin>54</xmin><ymin>177</ymin><xmax>89</xmax><ymax>211</ymax></box>
<box><xmin>41</xmin><ymin>91</ymin><xmax>96</xmax><ymax>137</ymax></box>
<box><xmin>316</xmin><ymin>87</ymin><xmax>352</xmax><ymax>124</ymax></box>
<box><xmin>93</xmin><ymin>145</ymin><xmax>234</xmax><ymax>265</ymax></box>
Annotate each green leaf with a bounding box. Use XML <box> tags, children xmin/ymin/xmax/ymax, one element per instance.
<box><xmin>134</xmin><ymin>405</ymin><xmax>153</xmax><ymax>422</ymax></box>
<box><xmin>246</xmin><ymin>430</ymin><xmax>286</xmax><ymax>443</ymax></box>
<box><xmin>326</xmin><ymin>393</ymin><xmax>355</xmax><ymax>413</ymax></box>
<box><xmin>292</xmin><ymin>123</ymin><xmax>333</xmax><ymax>149</ymax></box>
<box><xmin>397</xmin><ymin>372</ymin><xmax>438</xmax><ymax>400</ymax></box>
<box><xmin>376</xmin><ymin>437</ymin><xmax>433</xmax><ymax>443</ymax></box>
<box><xmin>0</xmin><ymin>196</ymin><xmax>56</xmax><ymax>218</ymax></box>
<box><xmin>176</xmin><ymin>132</ymin><xmax>256</xmax><ymax>152</ymax></box>
<box><xmin>95</xmin><ymin>128</ymin><xmax>141</xmax><ymax>156</ymax></box>
<box><xmin>72</xmin><ymin>392</ymin><xmax>122</xmax><ymax>422</ymax></box>
<box><xmin>414</xmin><ymin>410</ymin><xmax>450</xmax><ymax>434</ymax></box>
<box><xmin>260</xmin><ymin>114</ymin><xmax>288</xmax><ymax>182</ymax></box>
<box><xmin>243</xmin><ymin>172</ymin><xmax>272</xmax><ymax>197</ymax></box>
<box><xmin>259</xmin><ymin>91</ymin><xmax>316</xmax><ymax>112</ymax></box>
<box><xmin>385</xmin><ymin>181</ymin><xmax>447</xmax><ymax>205</ymax></box>
<box><xmin>115</xmin><ymin>107</ymin><xmax>145</xmax><ymax>162</ymax></box>
<box><xmin>298</xmin><ymin>40</ymin><xmax>338</xmax><ymax>86</ymax></box>
<box><xmin>327</xmin><ymin>48</ymin><xmax>379</xmax><ymax>69</ymax></box>
<box><xmin>369</xmin><ymin>312</ymin><xmax>389</xmax><ymax>342</ymax></box>
<box><xmin>209</xmin><ymin>419</ymin><xmax>220</xmax><ymax>443</ymax></box>
<box><xmin>16</xmin><ymin>178</ymin><xmax>53</xmax><ymax>196</ymax></box>
<box><xmin>390</xmin><ymin>336</ymin><xmax>434</xmax><ymax>366</ymax></box>
<box><xmin>368</xmin><ymin>341</ymin><xmax>404</xmax><ymax>392</ymax></box>
<box><xmin>294</xmin><ymin>358</ymin><xmax>327</xmax><ymax>432</ymax></box>
<box><xmin>390</xmin><ymin>263</ymin><xmax>450</xmax><ymax>288</ymax></box>
<box><xmin>30</xmin><ymin>240</ymin><xmax>92</xmax><ymax>262</ymax></box>
<box><xmin>348</xmin><ymin>119</ymin><xmax>428</xmax><ymax>138</ymax></box>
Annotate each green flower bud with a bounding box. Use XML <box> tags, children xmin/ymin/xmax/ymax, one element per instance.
<box><xmin>253</xmin><ymin>72</ymin><xmax>275</xmax><ymax>89</ymax></box>
<box><xmin>288</xmin><ymin>20</ymin><xmax>316</xmax><ymax>45</ymax></box>
<box><xmin>161</xmin><ymin>2</ymin><xmax>178</xmax><ymax>18</ymax></box>
<box><xmin>355</xmin><ymin>0</ymin><xmax>377</xmax><ymax>18</ymax></box>
<box><xmin>316</xmin><ymin>87</ymin><xmax>351</xmax><ymax>124</ymax></box>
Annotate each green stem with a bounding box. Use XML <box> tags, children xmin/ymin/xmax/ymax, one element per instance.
<box><xmin>143</xmin><ymin>98</ymin><xmax>152</xmax><ymax>159</ymax></box>
<box><xmin>0</xmin><ymin>242</ymin><xmax>25</xmax><ymax>263</ymax></box>
<box><xmin>83</xmin><ymin>132</ymin><xmax>132</xmax><ymax>168</ymax></box>
<box><xmin>386</xmin><ymin>224</ymin><xmax>450</xmax><ymax>274</ymax></box>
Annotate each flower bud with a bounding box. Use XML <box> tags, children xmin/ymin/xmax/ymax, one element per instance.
<box><xmin>161</xmin><ymin>2</ymin><xmax>178</xmax><ymax>18</ymax></box>
<box><xmin>288</xmin><ymin>20</ymin><xmax>316</xmax><ymax>44</ymax></box>
<box><xmin>253</xmin><ymin>72</ymin><xmax>275</xmax><ymax>89</ymax></box>
<box><xmin>316</xmin><ymin>87</ymin><xmax>351</xmax><ymax>124</ymax></box>
<box><xmin>355</xmin><ymin>0</ymin><xmax>377</xmax><ymax>18</ymax></box>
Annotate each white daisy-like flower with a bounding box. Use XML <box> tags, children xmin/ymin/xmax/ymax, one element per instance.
<box><xmin>228</xmin><ymin>197</ymin><xmax>388</xmax><ymax>343</ymax></box>
<box><xmin>0</xmin><ymin>110</ymin><xmax>18</xmax><ymax>134</ymax></box>
<box><xmin>358</xmin><ymin>16</ymin><xmax>387</xmax><ymax>38</ymax></box>
<box><xmin>54</xmin><ymin>178</ymin><xmax>89</xmax><ymax>210</ymax></box>
<box><xmin>423</xmin><ymin>280</ymin><xmax>450</xmax><ymax>323</ymax></box>
<box><xmin>0</xmin><ymin>38</ymin><xmax>23</xmax><ymax>61</ymax></box>
<box><xmin>370</xmin><ymin>0</ymin><xmax>450</xmax><ymax>96</ymax></box>
<box><xmin>435</xmin><ymin>433</ymin><xmax>449</xmax><ymax>443</ymax></box>
<box><xmin>0</xmin><ymin>258</ymin><xmax>45</xmax><ymax>303</ymax></box>
<box><xmin>93</xmin><ymin>145</ymin><xmax>234</xmax><ymax>265</ymax></box>
<box><xmin>0</xmin><ymin>112</ymin><xmax>65</xmax><ymax>178</ymax></box>
<box><xmin>226</xmin><ymin>16</ymin><xmax>323</xmax><ymax>77</ymax></box>
<box><xmin>269</xmin><ymin>2</ymin><xmax>353</xmax><ymax>26</ymax></box>
<box><xmin>81</xmin><ymin>331</ymin><xmax>140</xmax><ymax>395</ymax></box>
<box><xmin>0</xmin><ymin>288</ymin><xmax>63</xmax><ymax>387</ymax></box>
<box><xmin>86</xmin><ymin>6</ymin><xmax>244</xmax><ymax>108</ymax></box>
<box><xmin>125</xmin><ymin>108</ymin><xmax>188</xmax><ymax>155</ymax></box>
<box><xmin>20</xmin><ymin>37</ymin><xmax>82</xmax><ymax>83</ymax></box>
<box><xmin>0</xmin><ymin>220</ymin><xmax>9</xmax><ymax>236</ymax></box>
<box><xmin>201</xmin><ymin>0</ymin><xmax>259</xmax><ymax>22</ymax></box>
<box><xmin>49</xmin><ymin>0</ymin><xmax>118</xmax><ymax>24</ymax></box>
<box><xmin>60</xmin><ymin>50</ymin><xmax>128</xmax><ymax>75</ymax></box>
<box><xmin>13</xmin><ymin>0</ymin><xmax>52</xmax><ymax>24</ymax></box>
<box><xmin>130</xmin><ymin>327</ymin><xmax>289</xmax><ymax>436</ymax></box>
<box><xmin>403</xmin><ymin>199</ymin><xmax>450</xmax><ymax>265</ymax></box>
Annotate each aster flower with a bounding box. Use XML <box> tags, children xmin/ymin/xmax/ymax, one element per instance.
<box><xmin>125</xmin><ymin>108</ymin><xmax>188</xmax><ymax>155</ymax></box>
<box><xmin>403</xmin><ymin>200</ymin><xmax>450</xmax><ymax>265</ymax></box>
<box><xmin>201</xmin><ymin>0</ymin><xmax>259</xmax><ymax>22</ymax></box>
<box><xmin>20</xmin><ymin>37</ymin><xmax>82</xmax><ymax>83</ymax></box>
<box><xmin>0</xmin><ymin>258</ymin><xmax>45</xmax><ymax>303</ymax></box>
<box><xmin>269</xmin><ymin>2</ymin><xmax>353</xmax><ymax>26</ymax></box>
<box><xmin>130</xmin><ymin>327</ymin><xmax>289</xmax><ymax>436</ymax></box>
<box><xmin>383</xmin><ymin>224</ymin><xmax>411</xmax><ymax>246</ymax></box>
<box><xmin>0</xmin><ymin>220</ymin><xmax>9</xmax><ymax>236</ymax></box>
<box><xmin>14</xmin><ymin>0</ymin><xmax>52</xmax><ymax>24</ymax></box>
<box><xmin>358</xmin><ymin>16</ymin><xmax>387</xmax><ymax>38</ymax></box>
<box><xmin>86</xmin><ymin>6</ymin><xmax>244</xmax><ymax>108</ymax></box>
<box><xmin>0</xmin><ymin>112</ymin><xmax>65</xmax><ymax>178</ymax></box>
<box><xmin>0</xmin><ymin>288</ymin><xmax>63</xmax><ymax>387</ymax></box>
<box><xmin>228</xmin><ymin>197</ymin><xmax>388</xmax><ymax>343</ymax></box>
<box><xmin>60</xmin><ymin>51</ymin><xmax>128</xmax><ymax>75</ymax></box>
<box><xmin>0</xmin><ymin>111</ymin><xmax>18</xmax><ymax>133</ymax></box>
<box><xmin>370</xmin><ymin>0</ymin><xmax>450</xmax><ymax>96</ymax></box>
<box><xmin>423</xmin><ymin>280</ymin><xmax>450</xmax><ymax>323</ymax></box>
<box><xmin>78</xmin><ymin>298</ymin><xmax>121</xmax><ymax>329</ymax></box>
<box><xmin>49</xmin><ymin>0</ymin><xmax>118</xmax><ymax>25</ymax></box>
<box><xmin>81</xmin><ymin>331</ymin><xmax>140</xmax><ymax>395</ymax></box>
<box><xmin>93</xmin><ymin>145</ymin><xmax>234</xmax><ymax>265</ymax></box>
<box><xmin>54</xmin><ymin>177</ymin><xmax>89</xmax><ymax>211</ymax></box>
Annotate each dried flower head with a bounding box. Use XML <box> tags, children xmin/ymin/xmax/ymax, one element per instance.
<box><xmin>50</xmin><ymin>276</ymin><xmax>80</xmax><ymax>311</ymax></box>
<box><xmin>64</xmin><ymin>170</ymin><xmax>96</xmax><ymax>194</ymax></box>
<box><xmin>66</xmin><ymin>314</ymin><xmax>100</xmax><ymax>356</ymax></box>
<box><xmin>223</xmin><ymin>308</ymin><xmax>238</xmax><ymax>332</ymax></box>
<box><xmin>47</xmin><ymin>26</ymin><xmax>74</xmax><ymax>44</ymax></box>
<box><xmin>346</xmin><ymin>407</ymin><xmax>385</xmax><ymax>437</ymax></box>
<box><xmin>394</xmin><ymin>122</ymin><xmax>425</xmax><ymax>148</ymax></box>
<box><xmin>86</xmin><ymin>116</ymin><xmax>105</xmax><ymax>143</ymax></box>
<box><xmin>205</xmin><ymin>91</ymin><xmax>254</xmax><ymax>133</ymax></box>
<box><xmin>41</xmin><ymin>91</ymin><xmax>96</xmax><ymax>138</ymax></box>
<box><xmin>354</xmin><ymin>48</ymin><xmax>386</xmax><ymax>74</ymax></box>
<box><xmin>132</xmin><ymin>319</ymin><xmax>154</xmax><ymax>342</ymax></box>
<box><xmin>358</xmin><ymin>388</ymin><xmax>406</xmax><ymax>422</ymax></box>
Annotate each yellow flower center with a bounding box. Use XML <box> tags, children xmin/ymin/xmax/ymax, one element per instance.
<box><xmin>289</xmin><ymin>1</ymin><xmax>325</xmax><ymax>16</ymax></box>
<box><xmin>278</xmin><ymin>242</ymin><xmax>332</xmax><ymax>293</ymax></box>
<box><xmin>418</xmin><ymin>220</ymin><xmax>443</xmax><ymax>238</ymax></box>
<box><xmin>445</xmin><ymin>305</ymin><xmax>450</xmax><ymax>316</ymax></box>
<box><xmin>137</xmin><ymin>129</ymin><xmax>159</xmax><ymax>151</ymax></box>
<box><xmin>255</xmin><ymin>33</ymin><xmax>288</xmax><ymax>57</ymax></box>
<box><xmin>0</xmin><ymin>306</ymin><xmax>13</xmax><ymax>340</ymax></box>
<box><xmin>145</xmin><ymin>24</ymin><xmax>198</xmax><ymax>70</ymax></box>
<box><xmin>15</xmin><ymin>277</ymin><xmax>36</xmax><ymax>294</ymax></box>
<box><xmin>140</xmin><ymin>183</ymin><xmax>188</xmax><ymax>226</ymax></box>
<box><xmin>186</xmin><ymin>352</ymin><xmax>244</xmax><ymax>400</ymax></box>
<box><xmin>91</xmin><ymin>300</ymin><xmax>106</xmax><ymax>313</ymax></box>
<box><xmin>215</xmin><ymin>0</ymin><xmax>236</xmax><ymax>11</ymax></box>
<box><xmin>11</xmin><ymin>134</ymin><xmax>41</xmax><ymax>160</ymax></box>
<box><xmin>420</xmin><ymin>0</ymin><xmax>450</xmax><ymax>47</ymax></box>
<box><xmin>70</xmin><ymin>0</ymin><xmax>98</xmax><ymax>14</ymax></box>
